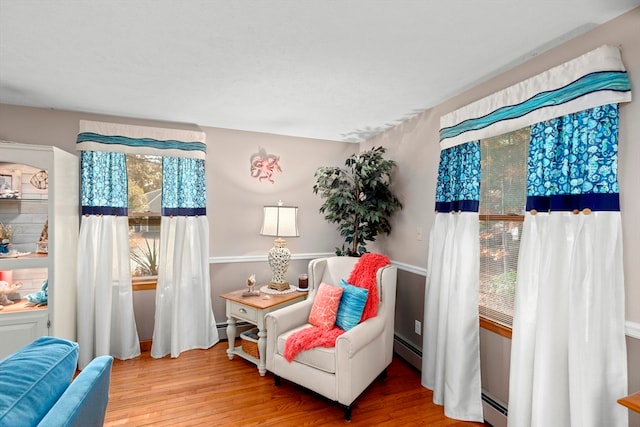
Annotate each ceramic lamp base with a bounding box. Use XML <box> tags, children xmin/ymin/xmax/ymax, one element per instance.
<box><xmin>267</xmin><ymin>239</ymin><xmax>291</xmax><ymax>290</ymax></box>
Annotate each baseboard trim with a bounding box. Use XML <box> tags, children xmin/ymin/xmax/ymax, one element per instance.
<box><xmin>216</xmin><ymin>321</ymin><xmax>253</xmax><ymax>340</ymax></box>
<box><xmin>482</xmin><ymin>393</ymin><xmax>508</xmax><ymax>427</ymax></box>
<box><xmin>393</xmin><ymin>333</ymin><xmax>508</xmax><ymax>427</ymax></box>
<box><xmin>140</xmin><ymin>339</ymin><xmax>152</xmax><ymax>353</ymax></box>
<box><xmin>393</xmin><ymin>334</ymin><xmax>422</xmax><ymax>371</ymax></box>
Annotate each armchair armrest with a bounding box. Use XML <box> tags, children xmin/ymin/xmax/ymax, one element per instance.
<box><xmin>38</xmin><ymin>355</ymin><xmax>113</xmax><ymax>427</ymax></box>
<box><xmin>336</xmin><ymin>312</ymin><xmax>386</xmax><ymax>357</ymax></box>
<box><xmin>266</xmin><ymin>298</ymin><xmax>313</xmax><ymax>337</ymax></box>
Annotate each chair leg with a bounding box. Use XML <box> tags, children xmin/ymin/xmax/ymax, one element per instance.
<box><xmin>274</xmin><ymin>375</ymin><xmax>281</xmax><ymax>386</ymax></box>
<box><xmin>344</xmin><ymin>405</ymin><xmax>352</xmax><ymax>422</ymax></box>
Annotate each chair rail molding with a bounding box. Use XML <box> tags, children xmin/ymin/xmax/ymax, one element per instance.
<box><xmin>209</xmin><ymin>252</ymin><xmax>335</xmax><ymax>264</ymax></box>
<box><xmin>627</xmin><ymin>320</ymin><xmax>640</xmax><ymax>340</ymax></box>
<box><xmin>391</xmin><ymin>260</ymin><xmax>427</xmax><ymax>277</ymax></box>
<box><xmin>207</xmin><ymin>254</ymin><xmax>639</xmax><ymax>340</ymax></box>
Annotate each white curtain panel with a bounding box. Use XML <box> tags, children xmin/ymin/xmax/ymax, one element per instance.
<box><xmin>77</xmin><ymin>215</ymin><xmax>140</xmax><ymax>369</ymax></box>
<box><xmin>508</xmin><ymin>211</ymin><xmax>628</xmax><ymax>427</ymax></box>
<box><xmin>422</xmin><ymin>212</ymin><xmax>483</xmax><ymax>422</ymax></box>
<box><xmin>151</xmin><ymin>216</ymin><xmax>219</xmax><ymax>358</ymax></box>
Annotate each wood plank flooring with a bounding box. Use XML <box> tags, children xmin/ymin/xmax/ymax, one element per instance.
<box><xmin>105</xmin><ymin>341</ymin><xmax>488</xmax><ymax>426</ymax></box>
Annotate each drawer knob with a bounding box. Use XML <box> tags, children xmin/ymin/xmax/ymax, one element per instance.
<box><xmin>239</xmin><ymin>308</ymin><xmax>247</xmax><ymax>314</ymax></box>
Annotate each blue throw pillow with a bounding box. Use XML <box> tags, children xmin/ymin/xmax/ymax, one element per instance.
<box><xmin>336</xmin><ymin>279</ymin><xmax>369</xmax><ymax>331</ymax></box>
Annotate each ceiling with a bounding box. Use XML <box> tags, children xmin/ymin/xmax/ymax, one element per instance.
<box><xmin>1</xmin><ymin>1</ymin><xmax>638</xmax><ymax>143</ymax></box>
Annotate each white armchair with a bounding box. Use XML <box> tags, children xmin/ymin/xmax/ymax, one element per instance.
<box><xmin>265</xmin><ymin>256</ymin><xmax>397</xmax><ymax>421</ymax></box>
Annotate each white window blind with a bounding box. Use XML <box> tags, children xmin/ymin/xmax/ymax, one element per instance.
<box><xmin>479</xmin><ymin>128</ymin><xmax>529</xmax><ymax>327</ymax></box>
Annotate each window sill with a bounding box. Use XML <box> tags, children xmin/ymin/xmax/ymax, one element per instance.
<box><xmin>132</xmin><ymin>277</ymin><xmax>157</xmax><ymax>292</ymax></box>
<box><xmin>480</xmin><ymin>316</ymin><xmax>512</xmax><ymax>339</ymax></box>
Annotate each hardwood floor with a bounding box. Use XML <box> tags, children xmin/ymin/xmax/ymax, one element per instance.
<box><xmin>105</xmin><ymin>341</ymin><xmax>488</xmax><ymax>426</ymax></box>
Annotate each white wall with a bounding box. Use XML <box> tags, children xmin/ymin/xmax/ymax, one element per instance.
<box><xmin>0</xmin><ymin>104</ymin><xmax>355</xmax><ymax>332</ymax></box>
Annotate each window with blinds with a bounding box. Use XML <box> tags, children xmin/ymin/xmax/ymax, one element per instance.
<box><xmin>479</xmin><ymin>128</ymin><xmax>529</xmax><ymax>327</ymax></box>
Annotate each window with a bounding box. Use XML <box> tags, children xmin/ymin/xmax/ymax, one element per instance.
<box><xmin>479</xmin><ymin>127</ymin><xmax>529</xmax><ymax>328</ymax></box>
<box><xmin>127</xmin><ymin>154</ymin><xmax>161</xmax><ymax>278</ymax></box>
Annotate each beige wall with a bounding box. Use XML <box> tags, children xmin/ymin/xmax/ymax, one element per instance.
<box><xmin>366</xmin><ymin>7</ymin><xmax>640</xmax><ymax>424</ymax></box>
<box><xmin>1</xmin><ymin>7</ymin><xmax>638</xmax><ymax>424</ymax></box>
<box><xmin>0</xmin><ymin>105</ymin><xmax>355</xmax><ymax>329</ymax></box>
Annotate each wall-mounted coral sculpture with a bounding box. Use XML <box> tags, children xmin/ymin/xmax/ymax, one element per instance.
<box><xmin>250</xmin><ymin>147</ymin><xmax>282</xmax><ymax>184</ymax></box>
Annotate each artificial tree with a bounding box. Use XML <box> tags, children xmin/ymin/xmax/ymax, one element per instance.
<box><xmin>313</xmin><ymin>146</ymin><xmax>402</xmax><ymax>256</ymax></box>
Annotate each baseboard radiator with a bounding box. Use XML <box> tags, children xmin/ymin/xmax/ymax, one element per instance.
<box><xmin>216</xmin><ymin>321</ymin><xmax>254</xmax><ymax>340</ymax></box>
<box><xmin>393</xmin><ymin>334</ymin><xmax>508</xmax><ymax>427</ymax></box>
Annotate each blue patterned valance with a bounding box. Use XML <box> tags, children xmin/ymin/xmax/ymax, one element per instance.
<box><xmin>77</xmin><ymin>120</ymin><xmax>206</xmax><ymax>160</ymax></box>
<box><xmin>526</xmin><ymin>103</ymin><xmax>620</xmax><ymax>212</ymax></box>
<box><xmin>440</xmin><ymin>45</ymin><xmax>631</xmax><ymax>150</ymax></box>
<box><xmin>435</xmin><ymin>141</ymin><xmax>481</xmax><ymax>212</ymax></box>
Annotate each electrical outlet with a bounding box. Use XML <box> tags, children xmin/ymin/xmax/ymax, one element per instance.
<box><xmin>414</xmin><ymin>320</ymin><xmax>422</xmax><ymax>335</ymax></box>
<box><xmin>416</xmin><ymin>227</ymin><xmax>423</xmax><ymax>241</ymax></box>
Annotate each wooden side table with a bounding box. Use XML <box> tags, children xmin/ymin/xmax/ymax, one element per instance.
<box><xmin>220</xmin><ymin>289</ymin><xmax>306</xmax><ymax>376</ymax></box>
<box><xmin>618</xmin><ymin>391</ymin><xmax>640</xmax><ymax>414</ymax></box>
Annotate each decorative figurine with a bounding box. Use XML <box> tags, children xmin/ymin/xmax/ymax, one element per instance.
<box><xmin>243</xmin><ymin>274</ymin><xmax>260</xmax><ymax>296</ymax></box>
<box><xmin>0</xmin><ymin>239</ymin><xmax>9</xmax><ymax>254</ymax></box>
<box><xmin>0</xmin><ymin>280</ymin><xmax>22</xmax><ymax>308</ymax></box>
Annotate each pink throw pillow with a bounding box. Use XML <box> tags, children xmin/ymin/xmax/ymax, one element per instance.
<box><xmin>308</xmin><ymin>283</ymin><xmax>344</xmax><ymax>330</ymax></box>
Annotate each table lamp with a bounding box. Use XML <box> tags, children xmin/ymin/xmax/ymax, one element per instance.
<box><xmin>260</xmin><ymin>201</ymin><xmax>299</xmax><ymax>291</ymax></box>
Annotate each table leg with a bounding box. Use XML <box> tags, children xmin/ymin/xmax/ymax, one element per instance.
<box><xmin>257</xmin><ymin>327</ymin><xmax>267</xmax><ymax>376</ymax></box>
<box><xmin>226</xmin><ymin>316</ymin><xmax>236</xmax><ymax>360</ymax></box>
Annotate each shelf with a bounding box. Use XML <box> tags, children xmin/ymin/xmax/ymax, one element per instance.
<box><xmin>0</xmin><ymin>298</ymin><xmax>47</xmax><ymax>314</ymax></box>
<box><xmin>0</xmin><ymin>253</ymin><xmax>48</xmax><ymax>269</ymax></box>
<box><xmin>230</xmin><ymin>345</ymin><xmax>259</xmax><ymax>365</ymax></box>
<box><xmin>0</xmin><ymin>197</ymin><xmax>47</xmax><ymax>202</ymax></box>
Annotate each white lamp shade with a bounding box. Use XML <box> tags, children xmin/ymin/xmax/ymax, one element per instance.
<box><xmin>260</xmin><ymin>205</ymin><xmax>299</xmax><ymax>237</ymax></box>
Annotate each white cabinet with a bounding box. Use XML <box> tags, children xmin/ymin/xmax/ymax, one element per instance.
<box><xmin>0</xmin><ymin>141</ymin><xmax>78</xmax><ymax>356</ymax></box>
<box><xmin>0</xmin><ymin>302</ymin><xmax>48</xmax><ymax>359</ymax></box>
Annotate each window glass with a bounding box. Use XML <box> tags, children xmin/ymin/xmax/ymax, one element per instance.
<box><xmin>479</xmin><ymin>128</ymin><xmax>529</xmax><ymax>326</ymax></box>
<box><xmin>127</xmin><ymin>154</ymin><xmax>161</xmax><ymax>278</ymax></box>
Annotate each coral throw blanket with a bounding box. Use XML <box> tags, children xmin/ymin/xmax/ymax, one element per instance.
<box><xmin>283</xmin><ymin>253</ymin><xmax>390</xmax><ymax>362</ymax></box>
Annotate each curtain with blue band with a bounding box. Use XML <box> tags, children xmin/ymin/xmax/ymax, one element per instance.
<box><xmin>434</xmin><ymin>141</ymin><xmax>481</xmax><ymax>213</ymax></box>
<box><xmin>526</xmin><ymin>103</ymin><xmax>620</xmax><ymax>213</ymax></box>
<box><xmin>423</xmin><ymin>138</ymin><xmax>484</xmax><ymax>422</ymax></box>
<box><xmin>79</xmin><ymin>151</ymin><xmax>128</xmax><ymax>216</ymax></box>
<box><xmin>423</xmin><ymin>45</ymin><xmax>631</xmax><ymax>426</ymax></box>
<box><xmin>75</xmin><ymin>120</ymin><xmax>217</xmax><ymax>365</ymax></box>
<box><xmin>161</xmin><ymin>157</ymin><xmax>207</xmax><ymax>217</ymax></box>
<box><xmin>152</xmin><ymin>153</ymin><xmax>219</xmax><ymax>359</ymax></box>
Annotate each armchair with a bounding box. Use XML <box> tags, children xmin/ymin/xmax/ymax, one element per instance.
<box><xmin>265</xmin><ymin>256</ymin><xmax>397</xmax><ymax>420</ymax></box>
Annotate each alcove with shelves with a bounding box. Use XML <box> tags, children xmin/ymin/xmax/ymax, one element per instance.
<box><xmin>0</xmin><ymin>141</ymin><xmax>78</xmax><ymax>358</ymax></box>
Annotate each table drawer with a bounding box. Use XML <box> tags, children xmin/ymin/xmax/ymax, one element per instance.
<box><xmin>229</xmin><ymin>302</ymin><xmax>258</xmax><ymax>322</ymax></box>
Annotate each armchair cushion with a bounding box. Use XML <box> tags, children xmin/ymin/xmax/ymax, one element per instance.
<box><xmin>308</xmin><ymin>283</ymin><xmax>343</xmax><ymax>330</ymax></box>
<box><xmin>278</xmin><ymin>325</ymin><xmax>338</xmax><ymax>373</ymax></box>
<box><xmin>335</xmin><ymin>279</ymin><xmax>368</xmax><ymax>331</ymax></box>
